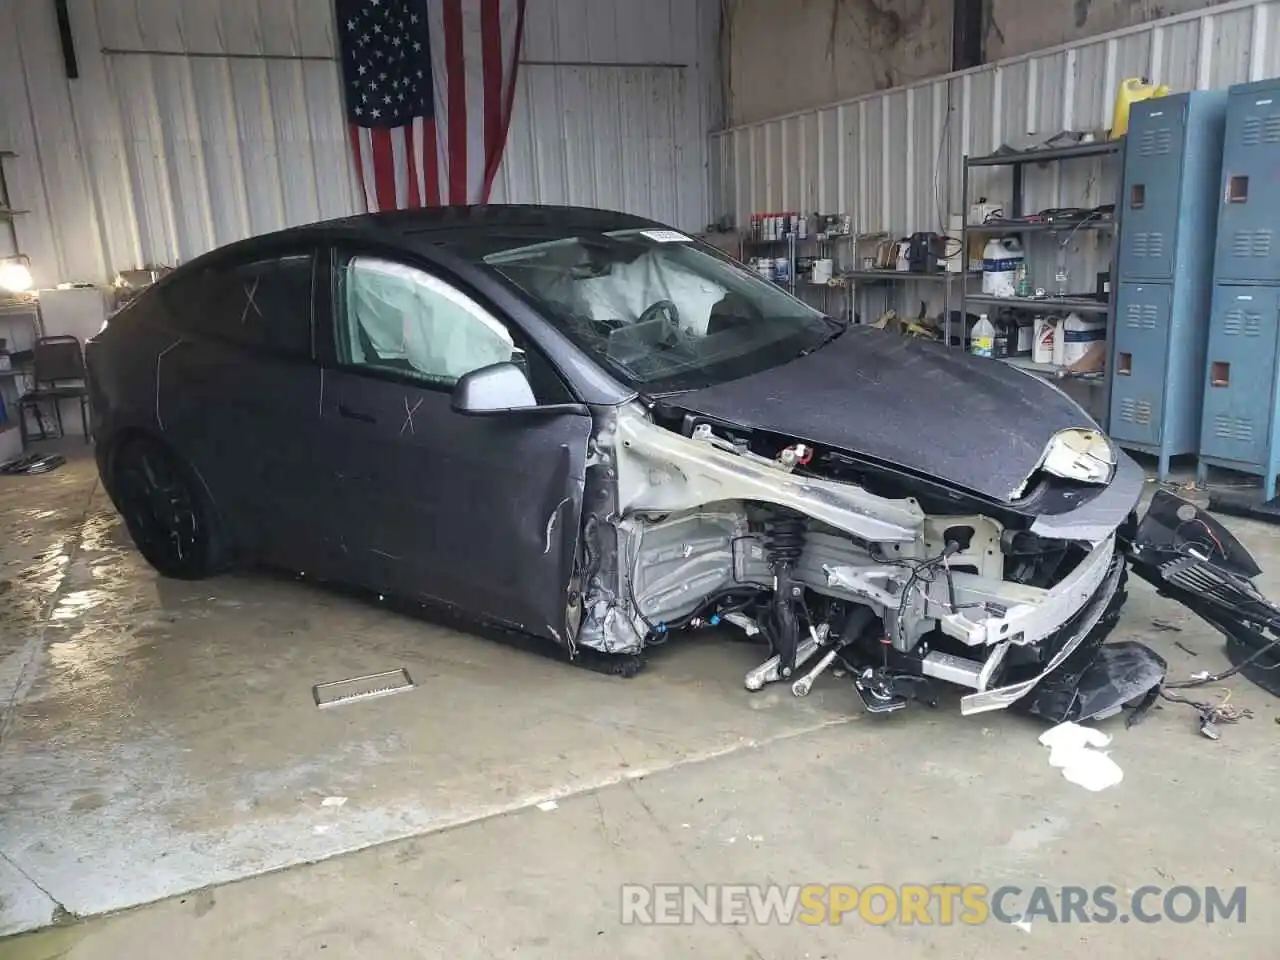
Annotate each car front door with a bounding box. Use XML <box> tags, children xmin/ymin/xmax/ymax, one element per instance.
<box><xmin>316</xmin><ymin>248</ymin><xmax>593</xmax><ymax>640</ymax></box>
<box><xmin>156</xmin><ymin>246</ymin><xmax>341</xmax><ymax>575</ymax></box>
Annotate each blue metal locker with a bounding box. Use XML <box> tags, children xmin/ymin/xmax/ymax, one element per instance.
<box><xmin>1110</xmin><ymin>283</ymin><xmax>1173</xmax><ymax>447</ymax></box>
<box><xmin>1199</xmin><ymin>286</ymin><xmax>1280</xmax><ymax>487</ymax></box>
<box><xmin>1214</xmin><ymin>78</ymin><xmax>1280</xmax><ymax>282</ymax></box>
<box><xmin>1199</xmin><ymin>79</ymin><xmax>1280</xmax><ymax>497</ymax></box>
<box><xmin>1110</xmin><ymin>91</ymin><xmax>1226</xmax><ymax>479</ymax></box>
<box><xmin>1118</xmin><ymin>104</ymin><xmax>1186</xmax><ymax>280</ymax></box>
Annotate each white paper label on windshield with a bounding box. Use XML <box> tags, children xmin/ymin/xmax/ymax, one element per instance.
<box><xmin>640</xmin><ymin>229</ymin><xmax>693</xmax><ymax>243</ymax></box>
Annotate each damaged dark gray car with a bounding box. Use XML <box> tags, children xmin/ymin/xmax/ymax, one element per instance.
<box><xmin>87</xmin><ymin>206</ymin><xmax>1171</xmax><ymax>722</ymax></box>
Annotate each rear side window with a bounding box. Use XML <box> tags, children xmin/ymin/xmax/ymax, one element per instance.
<box><xmin>165</xmin><ymin>253</ymin><xmax>315</xmax><ymax>358</ymax></box>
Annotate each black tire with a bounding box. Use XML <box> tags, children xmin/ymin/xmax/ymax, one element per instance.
<box><xmin>111</xmin><ymin>436</ymin><xmax>229</xmax><ymax>579</ymax></box>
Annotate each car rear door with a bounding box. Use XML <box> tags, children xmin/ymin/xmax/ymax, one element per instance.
<box><xmin>156</xmin><ymin>246</ymin><xmax>340</xmax><ymax>573</ymax></box>
<box><xmin>315</xmin><ymin>246</ymin><xmax>594</xmax><ymax>640</ymax></box>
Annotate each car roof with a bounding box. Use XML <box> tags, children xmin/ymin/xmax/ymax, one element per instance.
<box><xmin>342</xmin><ymin>204</ymin><xmax>659</xmax><ymax>238</ymax></box>
<box><xmin>184</xmin><ymin>204</ymin><xmax>663</xmax><ymax>269</ymax></box>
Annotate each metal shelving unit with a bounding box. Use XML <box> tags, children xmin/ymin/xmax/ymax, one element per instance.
<box><xmin>742</xmin><ymin>229</ymin><xmax>958</xmax><ymax>342</ymax></box>
<box><xmin>965</xmin><ymin>220</ymin><xmax>1115</xmax><ymax>235</ymax></box>
<box><xmin>741</xmin><ymin>234</ymin><xmax>798</xmax><ymax>295</ymax></box>
<box><xmin>965</xmin><ymin>140</ymin><xmax>1125</xmax><ymax>169</ymax></box>
<box><xmin>844</xmin><ymin>270</ymin><xmax>954</xmax><ymax>282</ymax></box>
<box><xmin>799</xmin><ymin>234</ymin><xmax>856</xmax><ymax>325</ymax></box>
<box><xmin>964</xmin><ymin>293</ymin><xmax>1110</xmax><ymax>314</ymax></box>
<box><xmin>961</xmin><ymin>138</ymin><xmax>1124</xmax><ymax>426</ymax></box>
<box><xmin>742</xmin><ymin>232</ymin><xmax>856</xmax><ymax>323</ymax></box>
<box><xmin>0</xmin><ymin>149</ymin><xmax>39</xmax><ymax>454</ymax></box>
<box><xmin>845</xmin><ymin>268</ymin><xmax>959</xmax><ymax>345</ymax></box>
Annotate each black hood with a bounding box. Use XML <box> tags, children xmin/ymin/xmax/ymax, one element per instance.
<box><xmin>662</xmin><ymin>326</ymin><xmax>1099</xmax><ymax>502</ymax></box>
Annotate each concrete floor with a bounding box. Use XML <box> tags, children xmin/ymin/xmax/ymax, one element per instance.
<box><xmin>1</xmin><ymin>448</ymin><xmax>1277</xmax><ymax>958</ymax></box>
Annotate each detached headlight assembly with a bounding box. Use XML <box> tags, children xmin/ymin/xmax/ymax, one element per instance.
<box><xmin>1039</xmin><ymin>428</ymin><xmax>1116</xmax><ymax>485</ymax></box>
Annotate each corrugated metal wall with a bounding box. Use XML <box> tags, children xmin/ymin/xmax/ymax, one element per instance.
<box><xmin>0</xmin><ymin>0</ymin><xmax>719</xmax><ymax>287</ymax></box>
<box><xmin>712</xmin><ymin>0</ymin><xmax>1279</xmax><ymax>233</ymax></box>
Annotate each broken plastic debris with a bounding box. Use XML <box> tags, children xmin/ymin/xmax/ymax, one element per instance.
<box><xmin>1038</xmin><ymin>721</ymin><xmax>1123</xmax><ymax>791</ymax></box>
<box><xmin>321</xmin><ymin>796</ymin><xmax>347</xmax><ymax>808</ymax></box>
<box><xmin>536</xmin><ymin>800</ymin><xmax>559</xmax><ymax>812</ymax></box>
<box><xmin>1189</xmin><ymin>670</ymin><xmax>1212</xmax><ymax>681</ymax></box>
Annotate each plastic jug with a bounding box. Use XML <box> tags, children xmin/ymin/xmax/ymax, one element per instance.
<box><xmin>982</xmin><ymin>238</ymin><xmax>1023</xmax><ymax>297</ymax></box>
<box><xmin>1033</xmin><ymin>315</ymin><xmax>1058</xmax><ymax>365</ymax></box>
<box><xmin>971</xmin><ymin>313</ymin><xmax>995</xmax><ymax>358</ymax></box>
<box><xmin>1054</xmin><ymin>312</ymin><xmax>1107</xmax><ymax>367</ymax></box>
<box><xmin>1110</xmin><ymin>78</ymin><xmax>1170</xmax><ymax>139</ymax></box>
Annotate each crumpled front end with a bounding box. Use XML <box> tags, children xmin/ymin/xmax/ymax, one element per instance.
<box><xmin>571</xmin><ymin>403</ymin><xmax>1163</xmax><ymax>719</ymax></box>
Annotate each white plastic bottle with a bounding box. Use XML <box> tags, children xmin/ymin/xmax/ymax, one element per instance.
<box><xmin>1056</xmin><ymin>311</ymin><xmax>1107</xmax><ymax>367</ymax></box>
<box><xmin>982</xmin><ymin>238</ymin><xmax>1024</xmax><ymax>297</ymax></box>
<box><xmin>971</xmin><ymin>313</ymin><xmax>995</xmax><ymax>358</ymax></box>
<box><xmin>1033</xmin><ymin>315</ymin><xmax>1058</xmax><ymax>365</ymax></box>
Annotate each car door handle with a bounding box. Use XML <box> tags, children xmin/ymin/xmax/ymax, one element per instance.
<box><xmin>338</xmin><ymin>403</ymin><xmax>377</xmax><ymax>424</ymax></box>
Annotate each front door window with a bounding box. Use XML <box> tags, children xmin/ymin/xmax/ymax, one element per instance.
<box><xmin>337</xmin><ymin>256</ymin><xmax>518</xmax><ymax>386</ymax></box>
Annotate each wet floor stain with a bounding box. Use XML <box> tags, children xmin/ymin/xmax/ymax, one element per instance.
<box><xmin>191</xmin><ymin>889</ymin><xmax>215</xmax><ymax>918</ymax></box>
<box><xmin>0</xmin><ymin>923</ymin><xmax>87</xmax><ymax>960</ymax></box>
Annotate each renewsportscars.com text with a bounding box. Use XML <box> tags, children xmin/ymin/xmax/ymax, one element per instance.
<box><xmin>620</xmin><ymin>883</ymin><xmax>1247</xmax><ymax>926</ymax></box>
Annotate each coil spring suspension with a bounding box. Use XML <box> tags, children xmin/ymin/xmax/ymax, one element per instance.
<box><xmin>762</xmin><ymin>511</ymin><xmax>806</xmax><ymax>678</ymax></box>
<box><xmin>763</xmin><ymin>513</ymin><xmax>806</xmax><ymax>568</ymax></box>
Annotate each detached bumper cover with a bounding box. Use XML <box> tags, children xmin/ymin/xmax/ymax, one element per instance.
<box><xmin>1021</xmin><ymin>640</ymin><xmax>1167</xmax><ymax>723</ymax></box>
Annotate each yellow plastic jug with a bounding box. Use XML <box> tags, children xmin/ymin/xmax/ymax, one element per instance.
<box><xmin>1110</xmin><ymin>78</ymin><xmax>1171</xmax><ymax>138</ymax></box>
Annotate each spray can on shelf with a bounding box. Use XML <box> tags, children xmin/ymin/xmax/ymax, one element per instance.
<box><xmin>971</xmin><ymin>313</ymin><xmax>995</xmax><ymax>358</ymax></box>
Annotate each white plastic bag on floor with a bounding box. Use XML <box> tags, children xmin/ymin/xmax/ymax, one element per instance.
<box><xmin>1039</xmin><ymin>721</ymin><xmax>1124</xmax><ymax>791</ymax></box>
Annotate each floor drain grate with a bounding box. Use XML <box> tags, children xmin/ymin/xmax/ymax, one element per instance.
<box><xmin>313</xmin><ymin>668</ymin><xmax>415</xmax><ymax>708</ymax></box>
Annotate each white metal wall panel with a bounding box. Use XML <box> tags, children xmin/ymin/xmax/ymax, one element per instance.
<box><xmin>886</xmin><ymin>91</ymin><xmax>907</xmax><ymax>236</ymax></box>
<box><xmin>712</xmin><ymin>0</ymin><xmax>1280</xmax><ymax>239</ymax></box>
<box><xmin>0</xmin><ymin>0</ymin><xmax>717</xmax><ymax>286</ymax></box>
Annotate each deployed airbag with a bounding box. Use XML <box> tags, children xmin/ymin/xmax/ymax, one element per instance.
<box><xmin>344</xmin><ymin>256</ymin><xmax>515</xmax><ymax>380</ymax></box>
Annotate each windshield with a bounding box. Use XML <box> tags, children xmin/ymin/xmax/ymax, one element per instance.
<box><xmin>478</xmin><ymin>229</ymin><xmax>837</xmax><ymax>391</ymax></box>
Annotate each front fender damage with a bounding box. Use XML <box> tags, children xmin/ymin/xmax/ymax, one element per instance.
<box><xmin>575</xmin><ymin>404</ymin><xmax>924</xmax><ymax>656</ymax></box>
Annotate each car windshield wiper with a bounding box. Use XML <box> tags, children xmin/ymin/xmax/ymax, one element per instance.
<box><xmin>797</xmin><ymin>318</ymin><xmax>847</xmax><ymax>357</ymax></box>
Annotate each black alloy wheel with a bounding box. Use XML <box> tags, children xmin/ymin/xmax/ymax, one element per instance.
<box><xmin>112</xmin><ymin>438</ymin><xmax>225</xmax><ymax>579</ymax></box>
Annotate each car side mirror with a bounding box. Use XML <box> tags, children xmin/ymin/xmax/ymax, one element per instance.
<box><xmin>451</xmin><ymin>361</ymin><xmax>538</xmax><ymax>415</ymax></box>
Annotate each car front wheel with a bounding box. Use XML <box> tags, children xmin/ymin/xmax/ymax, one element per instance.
<box><xmin>112</xmin><ymin>437</ymin><xmax>228</xmax><ymax>579</ymax></box>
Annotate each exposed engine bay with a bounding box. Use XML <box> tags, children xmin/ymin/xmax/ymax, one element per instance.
<box><xmin>564</xmin><ymin>402</ymin><xmax>1156</xmax><ymax>722</ymax></box>
<box><xmin>568</xmin><ymin>398</ymin><xmax>1280</xmax><ymax>727</ymax></box>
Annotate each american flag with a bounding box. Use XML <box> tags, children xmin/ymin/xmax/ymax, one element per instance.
<box><xmin>336</xmin><ymin>0</ymin><xmax>526</xmax><ymax>211</ymax></box>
